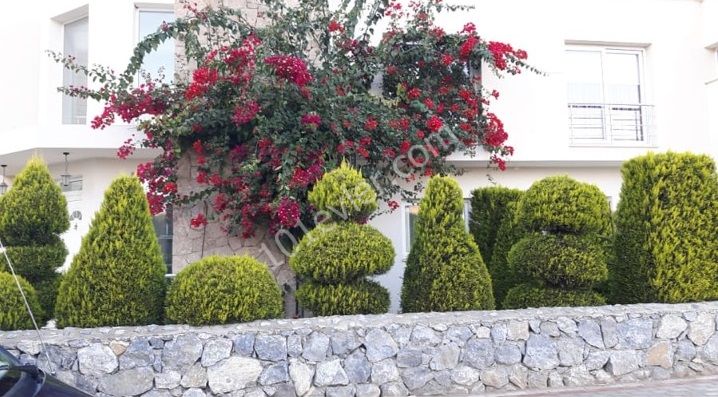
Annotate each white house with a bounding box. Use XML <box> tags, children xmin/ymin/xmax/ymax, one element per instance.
<box><xmin>2</xmin><ymin>0</ymin><xmax>717</xmax><ymax>313</ymax></box>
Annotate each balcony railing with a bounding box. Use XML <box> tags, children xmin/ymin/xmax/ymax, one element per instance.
<box><xmin>568</xmin><ymin>103</ymin><xmax>654</xmax><ymax>145</ymax></box>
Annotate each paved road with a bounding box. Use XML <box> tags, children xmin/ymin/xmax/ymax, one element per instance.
<box><xmin>488</xmin><ymin>376</ymin><xmax>718</xmax><ymax>397</ymax></box>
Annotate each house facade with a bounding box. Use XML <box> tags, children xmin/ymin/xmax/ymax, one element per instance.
<box><xmin>2</xmin><ymin>0</ymin><xmax>718</xmax><ymax>313</ymax></box>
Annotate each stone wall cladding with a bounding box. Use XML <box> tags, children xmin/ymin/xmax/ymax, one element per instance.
<box><xmin>3</xmin><ymin>302</ymin><xmax>718</xmax><ymax>397</ymax></box>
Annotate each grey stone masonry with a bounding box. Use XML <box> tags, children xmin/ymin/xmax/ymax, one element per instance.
<box><xmin>3</xmin><ymin>302</ymin><xmax>718</xmax><ymax>396</ymax></box>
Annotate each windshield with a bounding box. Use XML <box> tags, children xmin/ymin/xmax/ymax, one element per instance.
<box><xmin>0</xmin><ymin>348</ymin><xmax>21</xmax><ymax>394</ymax></box>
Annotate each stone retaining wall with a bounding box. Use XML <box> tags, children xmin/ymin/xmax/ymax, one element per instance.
<box><xmin>3</xmin><ymin>302</ymin><xmax>718</xmax><ymax>397</ymax></box>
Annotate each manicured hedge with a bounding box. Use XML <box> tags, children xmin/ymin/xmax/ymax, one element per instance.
<box><xmin>55</xmin><ymin>176</ymin><xmax>166</xmax><ymax>328</ymax></box>
<box><xmin>612</xmin><ymin>152</ymin><xmax>718</xmax><ymax>303</ymax></box>
<box><xmin>296</xmin><ymin>280</ymin><xmax>389</xmax><ymax>316</ymax></box>
<box><xmin>165</xmin><ymin>256</ymin><xmax>283</xmax><ymax>325</ymax></box>
<box><xmin>503</xmin><ymin>283</ymin><xmax>606</xmax><ymax>309</ymax></box>
<box><xmin>0</xmin><ymin>272</ymin><xmax>43</xmax><ymax>331</ymax></box>
<box><xmin>290</xmin><ymin>223</ymin><xmax>394</xmax><ymax>283</ymax></box>
<box><xmin>487</xmin><ymin>201</ymin><xmax>526</xmax><ymax>308</ymax></box>
<box><xmin>401</xmin><ymin>176</ymin><xmax>495</xmax><ymax>312</ymax></box>
<box><xmin>517</xmin><ymin>176</ymin><xmax>612</xmax><ymax>235</ymax></box>
<box><xmin>307</xmin><ymin>160</ymin><xmax>377</xmax><ymax>222</ymax></box>
<box><xmin>469</xmin><ymin>186</ymin><xmax>523</xmax><ymax>263</ymax></box>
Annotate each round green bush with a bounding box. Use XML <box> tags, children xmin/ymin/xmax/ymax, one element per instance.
<box><xmin>165</xmin><ymin>255</ymin><xmax>284</xmax><ymax>325</ymax></box>
<box><xmin>508</xmin><ymin>234</ymin><xmax>608</xmax><ymax>289</ymax></box>
<box><xmin>296</xmin><ymin>280</ymin><xmax>389</xmax><ymax>316</ymax></box>
<box><xmin>290</xmin><ymin>223</ymin><xmax>394</xmax><ymax>283</ymax></box>
<box><xmin>502</xmin><ymin>283</ymin><xmax>606</xmax><ymax>309</ymax></box>
<box><xmin>517</xmin><ymin>176</ymin><xmax>612</xmax><ymax>234</ymax></box>
<box><xmin>308</xmin><ymin>160</ymin><xmax>378</xmax><ymax>222</ymax></box>
<box><xmin>55</xmin><ymin>176</ymin><xmax>166</xmax><ymax>328</ymax></box>
<box><xmin>0</xmin><ymin>272</ymin><xmax>43</xmax><ymax>330</ymax></box>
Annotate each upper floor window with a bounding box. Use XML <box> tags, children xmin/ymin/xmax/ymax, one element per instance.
<box><xmin>62</xmin><ymin>17</ymin><xmax>88</xmax><ymax>124</ymax></box>
<box><xmin>566</xmin><ymin>46</ymin><xmax>653</xmax><ymax>145</ymax></box>
<box><xmin>138</xmin><ymin>9</ymin><xmax>175</xmax><ymax>83</ymax></box>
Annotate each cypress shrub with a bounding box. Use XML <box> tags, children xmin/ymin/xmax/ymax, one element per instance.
<box><xmin>401</xmin><ymin>176</ymin><xmax>495</xmax><ymax>312</ymax></box>
<box><xmin>296</xmin><ymin>280</ymin><xmax>389</xmax><ymax>316</ymax></box>
<box><xmin>0</xmin><ymin>157</ymin><xmax>69</xmax><ymax>320</ymax></box>
<box><xmin>504</xmin><ymin>176</ymin><xmax>611</xmax><ymax>309</ymax></box>
<box><xmin>165</xmin><ymin>256</ymin><xmax>283</xmax><ymax>325</ymax></box>
<box><xmin>292</xmin><ymin>163</ymin><xmax>394</xmax><ymax>315</ymax></box>
<box><xmin>55</xmin><ymin>176</ymin><xmax>166</xmax><ymax>328</ymax></box>
<box><xmin>487</xmin><ymin>201</ymin><xmax>527</xmax><ymax>308</ymax></box>
<box><xmin>612</xmin><ymin>152</ymin><xmax>718</xmax><ymax>303</ymax></box>
<box><xmin>469</xmin><ymin>186</ymin><xmax>523</xmax><ymax>262</ymax></box>
<box><xmin>0</xmin><ymin>272</ymin><xmax>43</xmax><ymax>331</ymax></box>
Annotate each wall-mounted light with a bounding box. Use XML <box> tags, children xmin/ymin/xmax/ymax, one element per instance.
<box><xmin>0</xmin><ymin>165</ymin><xmax>7</xmax><ymax>195</ymax></box>
<box><xmin>61</xmin><ymin>152</ymin><xmax>71</xmax><ymax>187</ymax></box>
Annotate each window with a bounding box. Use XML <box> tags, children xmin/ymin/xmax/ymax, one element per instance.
<box><xmin>62</xmin><ymin>17</ymin><xmax>89</xmax><ymax>124</ymax></box>
<box><xmin>138</xmin><ymin>9</ymin><xmax>176</xmax><ymax>83</ymax></box>
<box><xmin>153</xmin><ymin>205</ymin><xmax>173</xmax><ymax>273</ymax></box>
<box><xmin>566</xmin><ymin>46</ymin><xmax>652</xmax><ymax>145</ymax></box>
<box><xmin>404</xmin><ymin>199</ymin><xmax>472</xmax><ymax>253</ymax></box>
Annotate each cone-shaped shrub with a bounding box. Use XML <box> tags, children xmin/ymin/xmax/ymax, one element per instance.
<box><xmin>308</xmin><ymin>160</ymin><xmax>378</xmax><ymax>222</ymax></box>
<box><xmin>292</xmin><ymin>162</ymin><xmax>393</xmax><ymax>315</ymax></box>
<box><xmin>165</xmin><ymin>256</ymin><xmax>283</xmax><ymax>325</ymax></box>
<box><xmin>469</xmin><ymin>186</ymin><xmax>523</xmax><ymax>262</ymax></box>
<box><xmin>296</xmin><ymin>280</ymin><xmax>389</xmax><ymax>316</ymax></box>
<box><xmin>488</xmin><ymin>202</ymin><xmax>528</xmax><ymax>308</ymax></box>
<box><xmin>55</xmin><ymin>176</ymin><xmax>166</xmax><ymax>328</ymax></box>
<box><xmin>504</xmin><ymin>176</ymin><xmax>611</xmax><ymax>309</ymax></box>
<box><xmin>401</xmin><ymin>176</ymin><xmax>494</xmax><ymax>312</ymax></box>
<box><xmin>0</xmin><ymin>272</ymin><xmax>43</xmax><ymax>330</ymax></box>
<box><xmin>290</xmin><ymin>223</ymin><xmax>394</xmax><ymax>283</ymax></box>
<box><xmin>0</xmin><ymin>157</ymin><xmax>69</xmax><ymax>320</ymax></box>
<box><xmin>612</xmin><ymin>152</ymin><xmax>718</xmax><ymax>304</ymax></box>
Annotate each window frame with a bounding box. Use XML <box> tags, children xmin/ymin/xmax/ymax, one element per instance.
<box><xmin>402</xmin><ymin>199</ymin><xmax>472</xmax><ymax>255</ymax></box>
<box><xmin>565</xmin><ymin>45</ymin><xmax>654</xmax><ymax>148</ymax></box>
<box><xmin>61</xmin><ymin>15</ymin><xmax>90</xmax><ymax>125</ymax></box>
<box><xmin>134</xmin><ymin>5</ymin><xmax>175</xmax><ymax>83</ymax></box>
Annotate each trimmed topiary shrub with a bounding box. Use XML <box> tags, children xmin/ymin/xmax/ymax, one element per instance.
<box><xmin>308</xmin><ymin>160</ymin><xmax>378</xmax><ymax>222</ymax></box>
<box><xmin>165</xmin><ymin>256</ymin><xmax>283</xmax><ymax>325</ymax></box>
<box><xmin>503</xmin><ymin>283</ymin><xmax>606</xmax><ymax>309</ymax></box>
<box><xmin>504</xmin><ymin>176</ymin><xmax>611</xmax><ymax>309</ymax></box>
<box><xmin>290</xmin><ymin>223</ymin><xmax>394</xmax><ymax>283</ymax></box>
<box><xmin>517</xmin><ymin>176</ymin><xmax>612</xmax><ymax>235</ymax></box>
<box><xmin>0</xmin><ymin>272</ymin><xmax>43</xmax><ymax>331</ymax></box>
<box><xmin>0</xmin><ymin>157</ymin><xmax>69</xmax><ymax>321</ymax></box>
<box><xmin>55</xmin><ymin>176</ymin><xmax>166</xmax><ymax>328</ymax></box>
<box><xmin>469</xmin><ymin>186</ymin><xmax>523</xmax><ymax>262</ymax></box>
<box><xmin>612</xmin><ymin>152</ymin><xmax>718</xmax><ymax>304</ymax></box>
<box><xmin>401</xmin><ymin>176</ymin><xmax>495</xmax><ymax>312</ymax></box>
<box><xmin>488</xmin><ymin>202</ymin><xmax>527</xmax><ymax>308</ymax></box>
<box><xmin>508</xmin><ymin>234</ymin><xmax>608</xmax><ymax>289</ymax></box>
<box><xmin>296</xmin><ymin>280</ymin><xmax>389</xmax><ymax>316</ymax></box>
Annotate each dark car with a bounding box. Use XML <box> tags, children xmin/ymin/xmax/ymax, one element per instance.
<box><xmin>0</xmin><ymin>346</ymin><xmax>91</xmax><ymax>397</ymax></box>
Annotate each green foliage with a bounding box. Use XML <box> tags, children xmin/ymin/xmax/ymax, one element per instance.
<box><xmin>612</xmin><ymin>152</ymin><xmax>718</xmax><ymax>304</ymax></box>
<box><xmin>508</xmin><ymin>234</ymin><xmax>608</xmax><ymax>289</ymax></box>
<box><xmin>517</xmin><ymin>176</ymin><xmax>612</xmax><ymax>235</ymax></box>
<box><xmin>55</xmin><ymin>176</ymin><xmax>166</xmax><ymax>328</ymax></box>
<box><xmin>290</xmin><ymin>223</ymin><xmax>394</xmax><ymax>283</ymax></box>
<box><xmin>34</xmin><ymin>274</ymin><xmax>62</xmax><ymax>322</ymax></box>
<box><xmin>165</xmin><ymin>256</ymin><xmax>283</xmax><ymax>326</ymax></box>
<box><xmin>488</xmin><ymin>202</ymin><xmax>528</xmax><ymax>308</ymax></box>
<box><xmin>469</xmin><ymin>186</ymin><xmax>523</xmax><ymax>262</ymax></box>
<box><xmin>308</xmin><ymin>161</ymin><xmax>378</xmax><ymax>222</ymax></box>
<box><xmin>401</xmin><ymin>176</ymin><xmax>495</xmax><ymax>312</ymax></box>
<box><xmin>0</xmin><ymin>272</ymin><xmax>43</xmax><ymax>330</ymax></box>
<box><xmin>0</xmin><ymin>157</ymin><xmax>69</xmax><ymax>246</ymax></box>
<box><xmin>3</xmin><ymin>242</ymin><xmax>67</xmax><ymax>283</ymax></box>
<box><xmin>503</xmin><ymin>283</ymin><xmax>606</xmax><ymax>309</ymax></box>
<box><xmin>296</xmin><ymin>280</ymin><xmax>389</xmax><ymax>316</ymax></box>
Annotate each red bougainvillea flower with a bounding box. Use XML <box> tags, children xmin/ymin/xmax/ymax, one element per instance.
<box><xmin>232</xmin><ymin>100</ymin><xmax>261</xmax><ymax>125</ymax></box>
<box><xmin>426</xmin><ymin>115</ymin><xmax>443</xmax><ymax>132</ymax></box>
<box><xmin>328</xmin><ymin>20</ymin><xmax>344</xmax><ymax>32</ymax></box>
<box><xmin>300</xmin><ymin>113</ymin><xmax>321</xmax><ymax>127</ymax></box>
<box><xmin>185</xmin><ymin>67</ymin><xmax>218</xmax><ymax>99</ymax></box>
<box><xmin>190</xmin><ymin>213</ymin><xmax>208</xmax><ymax>229</ymax></box>
<box><xmin>163</xmin><ymin>182</ymin><xmax>177</xmax><ymax>194</ymax></box>
<box><xmin>276</xmin><ymin>197</ymin><xmax>301</xmax><ymax>228</ymax></box>
<box><xmin>357</xmin><ymin>146</ymin><xmax>370</xmax><ymax>159</ymax></box>
<box><xmin>407</xmin><ymin>87</ymin><xmax>421</xmax><ymax>100</ymax></box>
<box><xmin>440</xmin><ymin>53</ymin><xmax>454</xmax><ymax>67</ymax></box>
<box><xmin>461</xmin><ymin>22</ymin><xmax>477</xmax><ymax>34</ymax></box>
<box><xmin>364</xmin><ymin>117</ymin><xmax>378</xmax><ymax>131</ymax></box>
<box><xmin>487</xmin><ymin>41</ymin><xmax>515</xmax><ymax>70</ymax></box>
<box><xmin>388</xmin><ymin>200</ymin><xmax>400</xmax><ymax>211</ymax></box>
<box><xmin>400</xmin><ymin>140</ymin><xmax>411</xmax><ymax>154</ymax></box>
<box><xmin>264</xmin><ymin>55</ymin><xmax>313</xmax><ymax>86</ymax></box>
<box><xmin>192</xmin><ymin>139</ymin><xmax>204</xmax><ymax>154</ymax></box>
<box><xmin>459</xmin><ymin>36</ymin><xmax>479</xmax><ymax>60</ymax></box>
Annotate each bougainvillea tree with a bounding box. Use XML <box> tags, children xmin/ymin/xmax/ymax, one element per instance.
<box><xmin>54</xmin><ymin>0</ymin><xmax>536</xmax><ymax>238</ymax></box>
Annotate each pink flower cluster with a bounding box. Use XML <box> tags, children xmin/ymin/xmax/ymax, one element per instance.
<box><xmin>264</xmin><ymin>55</ymin><xmax>313</xmax><ymax>86</ymax></box>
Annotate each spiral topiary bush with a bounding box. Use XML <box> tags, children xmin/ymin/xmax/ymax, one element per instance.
<box><xmin>290</xmin><ymin>223</ymin><xmax>394</xmax><ymax>283</ymax></box>
<box><xmin>165</xmin><ymin>255</ymin><xmax>283</xmax><ymax>325</ymax></box>
<box><xmin>0</xmin><ymin>272</ymin><xmax>43</xmax><ymax>331</ymax></box>
<box><xmin>296</xmin><ymin>280</ymin><xmax>389</xmax><ymax>316</ymax></box>
<box><xmin>517</xmin><ymin>176</ymin><xmax>612</xmax><ymax>234</ymax></box>
<box><xmin>307</xmin><ymin>160</ymin><xmax>377</xmax><ymax>222</ymax></box>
